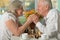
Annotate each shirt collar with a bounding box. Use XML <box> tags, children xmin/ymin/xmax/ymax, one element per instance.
<box><xmin>44</xmin><ymin>9</ymin><xmax>52</xmax><ymax>20</ymax></box>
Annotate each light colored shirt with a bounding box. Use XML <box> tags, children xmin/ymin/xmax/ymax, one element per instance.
<box><xmin>36</xmin><ymin>9</ymin><xmax>60</xmax><ymax>38</ymax></box>
<box><xmin>0</xmin><ymin>12</ymin><xmax>16</xmax><ymax>40</ymax></box>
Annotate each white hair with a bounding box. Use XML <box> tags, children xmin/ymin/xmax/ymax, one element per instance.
<box><xmin>38</xmin><ymin>0</ymin><xmax>52</xmax><ymax>9</ymax></box>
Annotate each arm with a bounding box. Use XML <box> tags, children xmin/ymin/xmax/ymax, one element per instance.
<box><xmin>6</xmin><ymin>17</ymin><xmax>32</xmax><ymax>36</ymax></box>
<box><xmin>36</xmin><ymin>11</ymin><xmax>58</xmax><ymax>37</ymax></box>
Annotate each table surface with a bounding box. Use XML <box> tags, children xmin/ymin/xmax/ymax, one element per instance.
<box><xmin>11</xmin><ymin>33</ymin><xmax>57</xmax><ymax>40</ymax></box>
<box><xmin>11</xmin><ymin>36</ymin><xmax>41</xmax><ymax>40</ymax></box>
<box><xmin>11</xmin><ymin>36</ymin><xmax>57</xmax><ymax>40</ymax></box>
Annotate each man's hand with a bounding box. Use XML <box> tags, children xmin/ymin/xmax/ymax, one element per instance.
<box><xmin>30</xmin><ymin>14</ymin><xmax>39</xmax><ymax>24</ymax></box>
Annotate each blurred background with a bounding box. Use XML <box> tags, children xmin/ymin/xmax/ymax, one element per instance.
<box><xmin>0</xmin><ymin>0</ymin><xmax>59</xmax><ymax>14</ymax></box>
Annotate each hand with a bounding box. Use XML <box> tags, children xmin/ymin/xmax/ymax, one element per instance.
<box><xmin>30</xmin><ymin>14</ymin><xmax>39</xmax><ymax>24</ymax></box>
<box><xmin>27</xmin><ymin>15</ymin><xmax>33</xmax><ymax>24</ymax></box>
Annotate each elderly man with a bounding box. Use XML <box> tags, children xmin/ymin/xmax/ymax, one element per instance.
<box><xmin>28</xmin><ymin>0</ymin><xmax>60</xmax><ymax>40</ymax></box>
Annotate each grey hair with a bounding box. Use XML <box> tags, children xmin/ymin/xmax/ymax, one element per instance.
<box><xmin>38</xmin><ymin>0</ymin><xmax>52</xmax><ymax>9</ymax></box>
<box><xmin>45</xmin><ymin>0</ymin><xmax>52</xmax><ymax>9</ymax></box>
<box><xmin>7</xmin><ymin>0</ymin><xmax>23</xmax><ymax>14</ymax></box>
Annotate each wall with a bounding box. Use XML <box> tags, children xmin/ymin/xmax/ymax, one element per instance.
<box><xmin>58</xmin><ymin>0</ymin><xmax>60</xmax><ymax>11</ymax></box>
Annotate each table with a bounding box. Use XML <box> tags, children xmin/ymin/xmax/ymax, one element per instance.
<box><xmin>11</xmin><ymin>33</ymin><xmax>57</xmax><ymax>40</ymax></box>
<box><xmin>11</xmin><ymin>36</ymin><xmax>40</xmax><ymax>40</ymax></box>
<box><xmin>11</xmin><ymin>36</ymin><xmax>57</xmax><ymax>40</ymax></box>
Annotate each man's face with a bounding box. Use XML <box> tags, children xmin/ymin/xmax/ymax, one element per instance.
<box><xmin>37</xmin><ymin>1</ymin><xmax>48</xmax><ymax>16</ymax></box>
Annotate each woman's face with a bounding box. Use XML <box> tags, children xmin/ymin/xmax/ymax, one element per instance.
<box><xmin>16</xmin><ymin>8</ymin><xmax>23</xmax><ymax>17</ymax></box>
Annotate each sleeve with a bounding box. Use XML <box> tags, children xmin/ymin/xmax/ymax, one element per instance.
<box><xmin>4</xmin><ymin>14</ymin><xmax>16</xmax><ymax>22</ymax></box>
<box><xmin>36</xmin><ymin>10</ymin><xmax>58</xmax><ymax>37</ymax></box>
<box><xmin>45</xmin><ymin>13</ymin><xmax>58</xmax><ymax>37</ymax></box>
<box><xmin>36</xmin><ymin>22</ymin><xmax>45</xmax><ymax>33</ymax></box>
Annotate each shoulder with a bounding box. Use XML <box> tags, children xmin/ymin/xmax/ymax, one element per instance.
<box><xmin>49</xmin><ymin>9</ymin><xmax>59</xmax><ymax>15</ymax></box>
<box><xmin>2</xmin><ymin>12</ymin><xmax>12</xmax><ymax>17</ymax></box>
<box><xmin>2</xmin><ymin>12</ymin><xmax>16</xmax><ymax>22</ymax></box>
<box><xmin>47</xmin><ymin>9</ymin><xmax>59</xmax><ymax>18</ymax></box>
<box><xmin>49</xmin><ymin>9</ymin><xmax>58</xmax><ymax>12</ymax></box>
<box><xmin>2</xmin><ymin>12</ymin><xmax>16</xmax><ymax>18</ymax></box>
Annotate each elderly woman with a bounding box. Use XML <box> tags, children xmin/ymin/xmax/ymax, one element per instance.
<box><xmin>0</xmin><ymin>0</ymin><xmax>32</xmax><ymax>40</ymax></box>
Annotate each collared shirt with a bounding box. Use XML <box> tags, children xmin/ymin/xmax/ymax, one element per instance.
<box><xmin>36</xmin><ymin>9</ymin><xmax>59</xmax><ymax>37</ymax></box>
